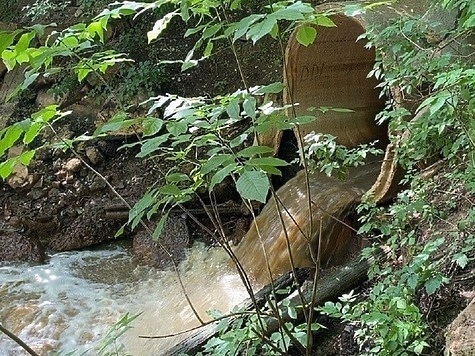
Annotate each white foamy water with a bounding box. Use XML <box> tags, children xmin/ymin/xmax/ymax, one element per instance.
<box><xmin>0</xmin><ymin>242</ymin><xmax>249</xmax><ymax>355</ymax></box>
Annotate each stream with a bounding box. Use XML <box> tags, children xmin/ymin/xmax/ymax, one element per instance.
<box><xmin>0</xmin><ymin>242</ymin><xmax>249</xmax><ymax>355</ymax></box>
<box><xmin>0</xmin><ymin>161</ymin><xmax>382</xmax><ymax>355</ymax></box>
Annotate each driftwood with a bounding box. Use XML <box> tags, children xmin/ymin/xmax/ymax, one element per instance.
<box><xmin>164</xmin><ymin>249</ymin><xmax>384</xmax><ymax>355</ymax></box>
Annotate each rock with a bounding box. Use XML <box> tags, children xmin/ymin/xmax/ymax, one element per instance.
<box><xmin>6</xmin><ymin>163</ymin><xmax>31</xmax><ymax>189</ymax></box>
<box><xmin>64</xmin><ymin>158</ymin><xmax>81</xmax><ymax>173</ymax></box>
<box><xmin>445</xmin><ymin>297</ymin><xmax>475</xmax><ymax>355</ymax></box>
<box><xmin>0</xmin><ymin>233</ymin><xmax>45</xmax><ymax>263</ymax></box>
<box><xmin>85</xmin><ymin>146</ymin><xmax>103</xmax><ymax>165</ymax></box>
<box><xmin>48</xmin><ymin>206</ymin><xmax>119</xmax><ymax>251</ymax></box>
<box><xmin>133</xmin><ymin>215</ymin><xmax>190</xmax><ymax>268</ymax></box>
<box><xmin>35</xmin><ymin>88</ymin><xmax>57</xmax><ymax>107</ymax></box>
<box><xmin>6</xmin><ymin>146</ymin><xmax>33</xmax><ymax>189</ymax></box>
<box><xmin>0</xmin><ymin>103</ymin><xmax>15</xmax><ymax>129</ymax></box>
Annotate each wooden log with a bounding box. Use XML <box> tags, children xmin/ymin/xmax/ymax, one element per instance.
<box><xmin>163</xmin><ymin>249</ymin><xmax>384</xmax><ymax>355</ymax></box>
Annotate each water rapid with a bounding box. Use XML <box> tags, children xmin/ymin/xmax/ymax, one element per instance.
<box><xmin>0</xmin><ymin>243</ymin><xmax>249</xmax><ymax>355</ymax></box>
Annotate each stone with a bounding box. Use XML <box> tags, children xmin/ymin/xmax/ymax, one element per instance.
<box><xmin>0</xmin><ymin>103</ymin><xmax>15</xmax><ymax>129</ymax></box>
<box><xmin>133</xmin><ymin>215</ymin><xmax>190</xmax><ymax>268</ymax></box>
<box><xmin>0</xmin><ymin>233</ymin><xmax>45</xmax><ymax>263</ymax></box>
<box><xmin>64</xmin><ymin>158</ymin><xmax>82</xmax><ymax>173</ymax></box>
<box><xmin>35</xmin><ymin>88</ymin><xmax>57</xmax><ymax>107</ymax></box>
<box><xmin>445</xmin><ymin>296</ymin><xmax>475</xmax><ymax>355</ymax></box>
<box><xmin>85</xmin><ymin>146</ymin><xmax>103</xmax><ymax>165</ymax></box>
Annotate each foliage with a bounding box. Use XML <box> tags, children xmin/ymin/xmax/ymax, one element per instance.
<box><xmin>23</xmin><ymin>0</ymin><xmax>68</xmax><ymax>21</ymax></box>
<box><xmin>303</xmin><ymin>132</ymin><xmax>383</xmax><ymax>179</ymax></box>
<box><xmin>316</xmin><ymin>0</ymin><xmax>475</xmax><ymax>354</ymax></box>
<box><xmin>200</xmin><ymin>294</ymin><xmax>323</xmax><ymax>355</ymax></box>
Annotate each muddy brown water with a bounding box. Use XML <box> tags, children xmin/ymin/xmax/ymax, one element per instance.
<box><xmin>0</xmin><ymin>162</ymin><xmax>380</xmax><ymax>355</ymax></box>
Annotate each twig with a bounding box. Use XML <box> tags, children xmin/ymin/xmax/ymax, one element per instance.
<box><xmin>0</xmin><ymin>323</ymin><xmax>39</xmax><ymax>356</ymax></box>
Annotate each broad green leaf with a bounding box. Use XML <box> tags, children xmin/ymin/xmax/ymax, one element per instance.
<box><xmin>0</xmin><ymin>158</ymin><xmax>16</xmax><ymax>179</ymax></box>
<box><xmin>166</xmin><ymin>121</ymin><xmax>188</xmax><ymax>136</ymax></box>
<box><xmin>142</xmin><ymin>117</ymin><xmax>164</xmax><ymax>136</ymax></box>
<box><xmin>137</xmin><ymin>134</ymin><xmax>170</xmax><ymax>157</ymax></box>
<box><xmin>19</xmin><ymin>150</ymin><xmax>35</xmax><ymax>165</ymax></box>
<box><xmin>238</xmin><ymin>145</ymin><xmax>274</xmax><ymax>157</ymax></box>
<box><xmin>247</xmin><ymin>17</ymin><xmax>276</xmax><ymax>44</ymax></box>
<box><xmin>15</xmin><ymin>31</ymin><xmax>35</xmax><ymax>53</ymax></box>
<box><xmin>243</xmin><ymin>96</ymin><xmax>256</xmax><ymax>119</ymax></box>
<box><xmin>296</xmin><ymin>25</ymin><xmax>317</xmax><ymax>47</ymax></box>
<box><xmin>201</xmin><ymin>154</ymin><xmax>233</xmax><ymax>175</ymax></box>
<box><xmin>229</xmin><ymin>133</ymin><xmax>248</xmax><ymax>148</ymax></box>
<box><xmin>236</xmin><ymin>170</ymin><xmax>269</xmax><ymax>203</ymax></box>
<box><xmin>425</xmin><ymin>276</ymin><xmax>443</xmax><ymax>295</ymax></box>
<box><xmin>254</xmin><ymin>82</ymin><xmax>285</xmax><ymax>94</ymax></box>
<box><xmin>316</xmin><ymin>15</ymin><xmax>336</xmax><ymax>27</ymax></box>
<box><xmin>258</xmin><ymin>165</ymin><xmax>282</xmax><ymax>176</ymax></box>
<box><xmin>166</xmin><ymin>172</ymin><xmax>190</xmax><ymax>182</ymax></box>
<box><xmin>230</xmin><ymin>14</ymin><xmax>263</xmax><ymax>43</ymax></box>
<box><xmin>270</xmin><ymin>7</ymin><xmax>305</xmax><ymax>21</ymax></box>
<box><xmin>0</xmin><ymin>31</ymin><xmax>20</xmax><ymax>54</ymax></box>
<box><xmin>0</xmin><ymin>125</ymin><xmax>23</xmax><ymax>157</ymax></box>
<box><xmin>153</xmin><ymin>212</ymin><xmax>169</xmax><ymax>241</ymax></box>
<box><xmin>87</xmin><ymin>21</ymin><xmax>104</xmax><ymax>42</ymax></box>
<box><xmin>23</xmin><ymin>122</ymin><xmax>43</xmax><ymax>144</ymax></box>
<box><xmin>159</xmin><ymin>184</ymin><xmax>182</xmax><ymax>196</ymax></box>
<box><xmin>225</xmin><ymin>99</ymin><xmax>240</xmax><ymax>120</ymax></box>
<box><xmin>247</xmin><ymin>157</ymin><xmax>289</xmax><ymax>167</ymax></box>
<box><xmin>209</xmin><ymin>163</ymin><xmax>237</xmax><ymax>191</ymax></box>
<box><xmin>76</xmin><ymin>67</ymin><xmax>91</xmax><ymax>82</ymax></box>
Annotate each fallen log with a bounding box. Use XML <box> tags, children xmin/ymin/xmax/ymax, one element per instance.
<box><xmin>163</xmin><ymin>248</ymin><xmax>385</xmax><ymax>355</ymax></box>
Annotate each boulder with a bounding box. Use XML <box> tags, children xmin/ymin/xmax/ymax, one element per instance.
<box><xmin>133</xmin><ymin>215</ymin><xmax>190</xmax><ymax>268</ymax></box>
<box><xmin>0</xmin><ymin>233</ymin><xmax>45</xmax><ymax>263</ymax></box>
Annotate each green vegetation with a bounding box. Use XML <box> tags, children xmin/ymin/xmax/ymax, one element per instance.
<box><xmin>0</xmin><ymin>0</ymin><xmax>475</xmax><ymax>355</ymax></box>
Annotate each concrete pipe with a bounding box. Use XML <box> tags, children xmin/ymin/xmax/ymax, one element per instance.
<box><xmin>278</xmin><ymin>0</ymin><xmax>455</xmax><ymax>202</ymax></box>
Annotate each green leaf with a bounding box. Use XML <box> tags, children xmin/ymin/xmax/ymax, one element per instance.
<box><xmin>296</xmin><ymin>25</ymin><xmax>317</xmax><ymax>47</ymax></box>
<box><xmin>137</xmin><ymin>134</ymin><xmax>170</xmax><ymax>157</ymax></box>
<box><xmin>425</xmin><ymin>276</ymin><xmax>443</xmax><ymax>295</ymax></box>
<box><xmin>236</xmin><ymin>170</ymin><xmax>269</xmax><ymax>203</ymax></box>
<box><xmin>238</xmin><ymin>145</ymin><xmax>274</xmax><ymax>157</ymax></box>
<box><xmin>246</xmin><ymin>157</ymin><xmax>289</xmax><ymax>167</ymax></box>
<box><xmin>225</xmin><ymin>99</ymin><xmax>240</xmax><ymax>120</ymax></box>
<box><xmin>153</xmin><ymin>212</ymin><xmax>169</xmax><ymax>241</ymax></box>
<box><xmin>86</xmin><ymin>21</ymin><xmax>104</xmax><ymax>42</ymax></box>
<box><xmin>0</xmin><ymin>125</ymin><xmax>23</xmax><ymax>157</ymax></box>
<box><xmin>142</xmin><ymin>117</ymin><xmax>164</xmax><ymax>136</ymax></box>
<box><xmin>209</xmin><ymin>163</ymin><xmax>237</xmax><ymax>191</ymax></box>
<box><xmin>229</xmin><ymin>133</ymin><xmax>248</xmax><ymax>148</ymax></box>
<box><xmin>159</xmin><ymin>184</ymin><xmax>182</xmax><ymax>196</ymax></box>
<box><xmin>23</xmin><ymin>122</ymin><xmax>42</xmax><ymax>144</ymax></box>
<box><xmin>247</xmin><ymin>17</ymin><xmax>276</xmax><ymax>44</ymax></box>
<box><xmin>166</xmin><ymin>172</ymin><xmax>190</xmax><ymax>182</ymax></box>
<box><xmin>316</xmin><ymin>15</ymin><xmax>336</xmax><ymax>27</ymax></box>
<box><xmin>254</xmin><ymin>82</ymin><xmax>284</xmax><ymax>94</ymax></box>
<box><xmin>0</xmin><ymin>158</ymin><xmax>16</xmax><ymax>179</ymax></box>
<box><xmin>166</xmin><ymin>121</ymin><xmax>188</xmax><ymax>136</ymax></box>
<box><xmin>201</xmin><ymin>154</ymin><xmax>233</xmax><ymax>175</ymax></box>
<box><xmin>18</xmin><ymin>150</ymin><xmax>35</xmax><ymax>165</ymax></box>
<box><xmin>243</xmin><ymin>96</ymin><xmax>256</xmax><ymax>119</ymax></box>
